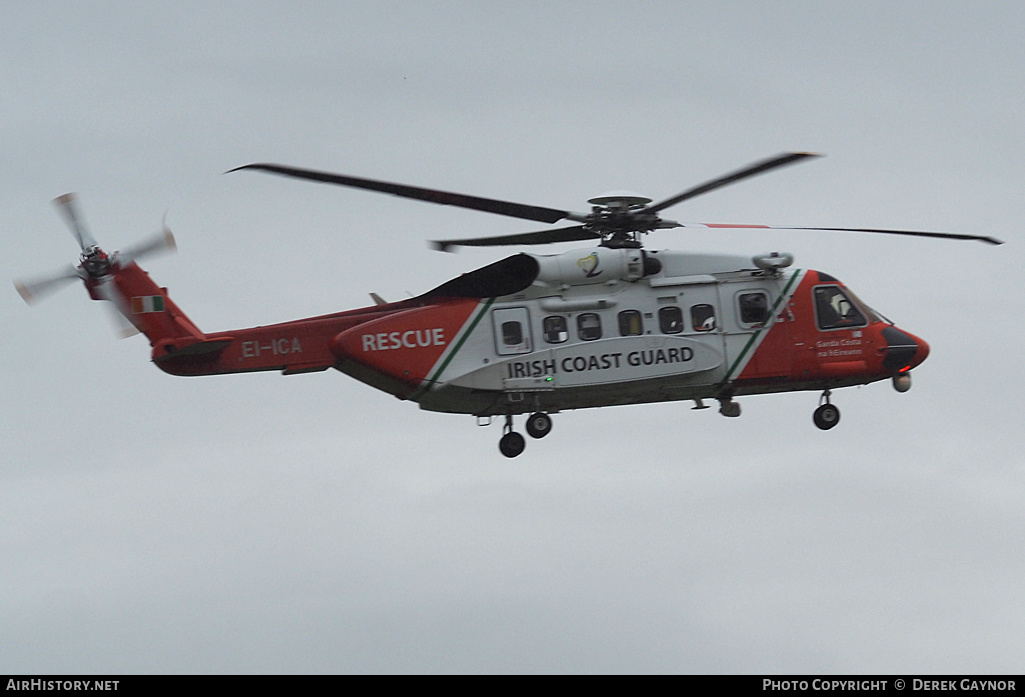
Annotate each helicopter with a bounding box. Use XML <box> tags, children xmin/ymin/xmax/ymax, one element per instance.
<box><xmin>15</xmin><ymin>153</ymin><xmax>1002</xmax><ymax>457</ymax></box>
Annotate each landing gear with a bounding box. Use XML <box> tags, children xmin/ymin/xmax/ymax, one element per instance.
<box><xmin>718</xmin><ymin>398</ymin><xmax>741</xmax><ymax>418</ymax></box>
<box><xmin>498</xmin><ymin>414</ymin><xmax>526</xmax><ymax>458</ymax></box>
<box><xmin>495</xmin><ymin>411</ymin><xmax>553</xmax><ymax>457</ymax></box>
<box><xmin>813</xmin><ymin>390</ymin><xmax>840</xmax><ymax>430</ymax></box>
<box><xmin>525</xmin><ymin>411</ymin><xmax>552</xmax><ymax>439</ymax></box>
<box><xmin>499</xmin><ymin>431</ymin><xmax>526</xmax><ymax>458</ymax></box>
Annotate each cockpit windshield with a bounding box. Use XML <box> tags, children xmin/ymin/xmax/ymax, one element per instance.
<box><xmin>814</xmin><ymin>285</ymin><xmax>874</xmax><ymax>330</ymax></box>
<box><xmin>840</xmin><ymin>286</ymin><xmax>884</xmax><ymax>324</ymax></box>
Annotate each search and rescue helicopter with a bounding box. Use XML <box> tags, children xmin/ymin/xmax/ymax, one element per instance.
<box><xmin>15</xmin><ymin>153</ymin><xmax>1002</xmax><ymax>457</ymax></box>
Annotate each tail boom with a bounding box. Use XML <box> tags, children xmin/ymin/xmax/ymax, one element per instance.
<box><xmin>98</xmin><ymin>260</ymin><xmax>472</xmax><ymax>387</ymax></box>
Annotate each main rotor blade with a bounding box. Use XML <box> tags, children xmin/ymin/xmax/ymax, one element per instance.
<box><xmin>14</xmin><ymin>265</ymin><xmax>82</xmax><ymax>304</ymax></box>
<box><xmin>648</xmin><ymin>152</ymin><xmax>821</xmax><ymax>214</ymax></box>
<box><xmin>52</xmin><ymin>193</ymin><xmax>98</xmax><ymax>251</ymax></box>
<box><xmin>679</xmin><ymin>222</ymin><xmax>1004</xmax><ymax>245</ymax></box>
<box><xmin>229</xmin><ymin>163</ymin><xmax>589</xmax><ymax>225</ymax></box>
<box><xmin>430</xmin><ymin>225</ymin><xmax>600</xmax><ymax>252</ymax></box>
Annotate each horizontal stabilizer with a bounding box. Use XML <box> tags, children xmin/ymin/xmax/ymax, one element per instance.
<box><xmin>153</xmin><ymin>337</ymin><xmax>234</xmax><ymax>363</ymax></box>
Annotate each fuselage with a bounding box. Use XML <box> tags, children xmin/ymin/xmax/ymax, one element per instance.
<box><xmin>327</xmin><ymin>247</ymin><xmax>928</xmax><ymax>416</ymax></box>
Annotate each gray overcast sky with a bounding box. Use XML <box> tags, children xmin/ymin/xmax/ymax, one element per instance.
<box><xmin>2</xmin><ymin>1</ymin><xmax>1024</xmax><ymax>674</ymax></box>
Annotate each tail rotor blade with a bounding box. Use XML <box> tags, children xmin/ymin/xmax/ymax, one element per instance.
<box><xmin>13</xmin><ymin>265</ymin><xmax>82</xmax><ymax>304</ymax></box>
<box><xmin>119</xmin><ymin>224</ymin><xmax>177</xmax><ymax>265</ymax></box>
<box><xmin>52</xmin><ymin>193</ymin><xmax>98</xmax><ymax>251</ymax></box>
<box><xmin>94</xmin><ymin>276</ymin><xmax>140</xmax><ymax>338</ymax></box>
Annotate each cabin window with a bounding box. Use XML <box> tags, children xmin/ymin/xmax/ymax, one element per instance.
<box><xmin>738</xmin><ymin>292</ymin><xmax>770</xmax><ymax>326</ymax></box>
<box><xmin>618</xmin><ymin>310</ymin><xmax>643</xmax><ymax>336</ymax></box>
<box><xmin>691</xmin><ymin>304</ymin><xmax>716</xmax><ymax>332</ymax></box>
<box><xmin>577</xmin><ymin>313</ymin><xmax>602</xmax><ymax>341</ymax></box>
<box><xmin>658</xmin><ymin>306</ymin><xmax>684</xmax><ymax>334</ymax></box>
<box><xmin>543</xmin><ymin>316</ymin><xmax>568</xmax><ymax>344</ymax></box>
<box><xmin>492</xmin><ymin>307</ymin><xmax>532</xmax><ymax>355</ymax></box>
<box><xmin>501</xmin><ymin>321</ymin><xmax>522</xmax><ymax>346</ymax></box>
<box><xmin>814</xmin><ymin>286</ymin><xmax>867</xmax><ymax>330</ymax></box>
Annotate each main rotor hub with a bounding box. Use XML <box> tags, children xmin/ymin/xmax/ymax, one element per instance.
<box><xmin>587</xmin><ymin>191</ymin><xmax>652</xmax><ymax>208</ymax></box>
<box><xmin>583</xmin><ymin>192</ymin><xmax>676</xmax><ymax>248</ymax></box>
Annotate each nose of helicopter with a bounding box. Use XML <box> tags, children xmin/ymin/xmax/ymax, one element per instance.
<box><xmin>881</xmin><ymin>325</ymin><xmax>929</xmax><ymax>373</ymax></box>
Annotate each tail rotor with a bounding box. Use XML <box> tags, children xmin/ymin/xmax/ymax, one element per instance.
<box><xmin>14</xmin><ymin>193</ymin><xmax>177</xmax><ymax>336</ymax></box>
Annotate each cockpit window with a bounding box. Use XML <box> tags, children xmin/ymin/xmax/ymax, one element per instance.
<box><xmin>841</xmin><ymin>287</ymin><xmax>883</xmax><ymax>324</ymax></box>
<box><xmin>814</xmin><ymin>286</ymin><xmax>868</xmax><ymax>330</ymax></box>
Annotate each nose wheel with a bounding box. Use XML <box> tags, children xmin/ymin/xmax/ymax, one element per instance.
<box><xmin>813</xmin><ymin>391</ymin><xmax>840</xmax><ymax>430</ymax></box>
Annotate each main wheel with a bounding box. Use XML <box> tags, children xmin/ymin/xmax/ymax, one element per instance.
<box><xmin>813</xmin><ymin>403</ymin><xmax>841</xmax><ymax>430</ymax></box>
<box><xmin>499</xmin><ymin>431</ymin><xmax>526</xmax><ymax>458</ymax></box>
<box><xmin>525</xmin><ymin>412</ymin><xmax>553</xmax><ymax>439</ymax></box>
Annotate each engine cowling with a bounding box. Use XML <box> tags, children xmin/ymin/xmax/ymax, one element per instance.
<box><xmin>534</xmin><ymin>247</ymin><xmax>657</xmax><ymax>288</ymax></box>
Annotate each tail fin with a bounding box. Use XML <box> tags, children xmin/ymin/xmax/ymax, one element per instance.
<box><xmin>98</xmin><ymin>260</ymin><xmax>204</xmax><ymax>345</ymax></box>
